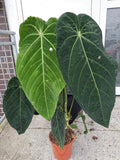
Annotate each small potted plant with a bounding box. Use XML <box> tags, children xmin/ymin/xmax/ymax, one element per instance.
<box><xmin>3</xmin><ymin>12</ymin><xmax>118</xmax><ymax>160</ymax></box>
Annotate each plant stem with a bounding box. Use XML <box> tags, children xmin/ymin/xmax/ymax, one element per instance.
<box><xmin>64</xmin><ymin>86</ymin><xmax>69</xmax><ymax>128</ymax></box>
<box><xmin>68</xmin><ymin>97</ymin><xmax>74</xmax><ymax>120</ymax></box>
<box><xmin>80</xmin><ymin>113</ymin><xmax>88</xmax><ymax>134</ymax></box>
<box><xmin>64</xmin><ymin>86</ymin><xmax>67</xmax><ymax>115</ymax></box>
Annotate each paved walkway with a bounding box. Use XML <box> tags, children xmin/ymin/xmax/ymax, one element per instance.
<box><xmin>0</xmin><ymin>97</ymin><xmax>120</xmax><ymax>160</ymax></box>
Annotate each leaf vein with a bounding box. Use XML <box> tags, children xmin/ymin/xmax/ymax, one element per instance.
<box><xmin>79</xmin><ymin>35</ymin><xmax>106</xmax><ymax>125</ymax></box>
<box><xmin>43</xmin><ymin>36</ymin><xmax>56</xmax><ymax>50</ymax></box>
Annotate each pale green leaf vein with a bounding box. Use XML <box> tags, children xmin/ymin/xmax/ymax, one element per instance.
<box><xmin>77</xmin><ymin>61</ymin><xmax>87</xmax><ymax>95</ymax></box>
<box><xmin>80</xmin><ymin>21</ymin><xmax>92</xmax><ymax>33</ymax></box>
<box><xmin>88</xmin><ymin>57</ymin><xmax>113</xmax><ymax>79</ymax></box>
<box><xmin>20</xmin><ymin>47</ymin><xmax>41</xmax><ymax>79</ymax></box>
<box><xmin>81</xmin><ymin>32</ymin><xmax>99</xmax><ymax>36</ymax></box>
<box><xmin>20</xmin><ymin>33</ymin><xmax>39</xmax><ymax>44</ymax></box>
<box><xmin>82</xmin><ymin>36</ymin><xmax>114</xmax><ymax>68</ymax></box>
<box><xmin>71</xmin><ymin>56</ymin><xmax>85</xmax><ymax>84</ymax></box>
<box><xmin>59</xmin><ymin>34</ymin><xmax>77</xmax><ymax>52</ymax></box>
<box><xmin>93</xmin><ymin>72</ymin><xmax>114</xmax><ymax>92</ymax></box>
<box><xmin>45</xmin><ymin>63</ymin><xmax>60</xmax><ymax>82</ymax></box>
<box><xmin>44</xmin><ymin>33</ymin><xmax>56</xmax><ymax>36</ymax></box>
<box><xmin>43</xmin><ymin>36</ymin><xmax>56</xmax><ymax>50</ymax></box>
<box><xmin>26</xmin><ymin>64</ymin><xmax>42</xmax><ymax>91</ymax></box>
<box><xmin>79</xmin><ymin>35</ymin><xmax>106</xmax><ymax>125</ymax></box>
<box><xmin>58</xmin><ymin>24</ymin><xmax>77</xmax><ymax>33</ymax></box>
<box><xmin>65</xmin><ymin>14</ymin><xmax>79</xmax><ymax>32</ymax></box>
<box><xmin>23</xmin><ymin>24</ymin><xmax>40</xmax><ymax>33</ymax></box>
<box><xmin>43</xmin><ymin>22</ymin><xmax>57</xmax><ymax>33</ymax></box>
<box><xmin>41</xmin><ymin>34</ymin><xmax>49</xmax><ymax>119</ymax></box>
<box><xmin>68</xmin><ymin>37</ymin><xmax>78</xmax><ymax>80</ymax></box>
<box><xmin>43</xmin><ymin>52</ymin><xmax>61</xmax><ymax>75</ymax></box>
<box><xmin>18</xmin><ymin>36</ymin><xmax>40</xmax><ymax>70</ymax></box>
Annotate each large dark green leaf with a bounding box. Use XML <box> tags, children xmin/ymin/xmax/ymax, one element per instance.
<box><xmin>3</xmin><ymin>77</ymin><xmax>34</xmax><ymax>134</ymax></box>
<box><xmin>16</xmin><ymin>17</ymin><xmax>66</xmax><ymax>120</ymax></box>
<box><xmin>56</xmin><ymin>12</ymin><xmax>118</xmax><ymax>127</ymax></box>
<box><xmin>51</xmin><ymin>90</ymin><xmax>65</xmax><ymax>149</ymax></box>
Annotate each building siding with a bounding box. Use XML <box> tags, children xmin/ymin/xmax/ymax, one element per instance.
<box><xmin>0</xmin><ymin>0</ymin><xmax>16</xmax><ymax>119</ymax></box>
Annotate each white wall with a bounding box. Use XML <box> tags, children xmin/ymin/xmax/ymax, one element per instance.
<box><xmin>4</xmin><ymin>0</ymin><xmax>24</xmax><ymax>49</ymax></box>
<box><xmin>21</xmin><ymin>0</ymin><xmax>92</xmax><ymax>21</ymax></box>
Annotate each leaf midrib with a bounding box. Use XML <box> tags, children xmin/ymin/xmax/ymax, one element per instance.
<box><xmin>79</xmin><ymin>35</ymin><xmax>106</xmax><ymax>125</ymax></box>
<box><xmin>56</xmin><ymin>110</ymin><xmax>63</xmax><ymax>148</ymax></box>
<box><xmin>41</xmin><ymin>34</ymin><xmax>50</xmax><ymax>119</ymax></box>
<box><xmin>82</xmin><ymin>36</ymin><xmax>114</xmax><ymax>74</ymax></box>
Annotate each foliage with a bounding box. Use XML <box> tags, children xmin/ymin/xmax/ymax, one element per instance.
<box><xmin>56</xmin><ymin>12</ymin><xmax>117</xmax><ymax>127</ymax></box>
<box><xmin>3</xmin><ymin>77</ymin><xmax>34</xmax><ymax>134</ymax></box>
<box><xmin>3</xmin><ymin>12</ymin><xmax>118</xmax><ymax>149</ymax></box>
<box><xmin>16</xmin><ymin>17</ymin><xmax>65</xmax><ymax>121</ymax></box>
<box><xmin>51</xmin><ymin>90</ymin><xmax>65</xmax><ymax>149</ymax></box>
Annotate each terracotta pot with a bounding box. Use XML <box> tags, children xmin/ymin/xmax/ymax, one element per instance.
<box><xmin>49</xmin><ymin>132</ymin><xmax>75</xmax><ymax>160</ymax></box>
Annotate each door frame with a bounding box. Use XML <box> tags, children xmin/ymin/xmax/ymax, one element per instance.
<box><xmin>92</xmin><ymin>0</ymin><xmax>120</xmax><ymax>95</ymax></box>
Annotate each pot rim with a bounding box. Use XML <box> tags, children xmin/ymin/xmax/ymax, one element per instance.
<box><xmin>48</xmin><ymin>130</ymin><xmax>75</xmax><ymax>147</ymax></box>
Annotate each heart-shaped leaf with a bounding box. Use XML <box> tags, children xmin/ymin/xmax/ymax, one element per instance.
<box><xmin>3</xmin><ymin>77</ymin><xmax>34</xmax><ymax>134</ymax></box>
<box><xmin>56</xmin><ymin>12</ymin><xmax>118</xmax><ymax>127</ymax></box>
<box><xmin>16</xmin><ymin>17</ymin><xmax>66</xmax><ymax>120</ymax></box>
<box><xmin>51</xmin><ymin>90</ymin><xmax>65</xmax><ymax>149</ymax></box>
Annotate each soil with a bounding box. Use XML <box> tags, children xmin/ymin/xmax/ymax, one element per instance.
<box><xmin>49</xmin><ymin>128</ymin><xmax>75</xmax><ymax>146</ymax></box>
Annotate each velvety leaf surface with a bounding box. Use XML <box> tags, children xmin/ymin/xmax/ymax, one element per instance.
<box><xmin>56</xmin><ymin>12</ymin><xmax>118</xmax><ymax>127</ymax></box>
<box><xmin>16</xmin><ymin>17</ymin><xmax>66</xmax><ymax>120</ymax></box>
<box><xmin>3</xmin><ymin>77</ymin><xmax>34</xmax><ymax>134</ymax></box>
<box><xmin>51</xmin><ymin>90</ymin><xmax>65</xmax><ymax>149</ymax></box>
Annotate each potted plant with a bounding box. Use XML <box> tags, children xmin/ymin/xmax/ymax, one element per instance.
<box><xmin>3</xmin><ymin>12</ymin><xmax>118</xmax><ymax>160</ymax></box>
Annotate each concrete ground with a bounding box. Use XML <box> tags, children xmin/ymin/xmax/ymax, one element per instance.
<box><xmin>0</xmin><ymin>97</ymin><xmax>120</xmax><ymax>160</ymax></box>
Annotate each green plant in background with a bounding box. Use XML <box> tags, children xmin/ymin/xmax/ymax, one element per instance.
<box><xmin>3</xmin><ymin>12</ymin><xmax>118</xmax><ymax>149</ymax></box>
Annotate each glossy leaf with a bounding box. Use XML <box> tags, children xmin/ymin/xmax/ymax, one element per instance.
<box><xmin>51</xmin><ymin>90</ymin><xmax>65</xmax><ymax>149</ymax></box>
<box><xmin>16</xmin><ymin>17</ymin><xmax>66</xmax><ymax>120</ymax></box>
<box><xmin>56</xmin><ymin>12</ymin><xmax>118</xmax><ymax>127</ymax></box>
<box><xmin>3</xmin><ymin>77</ymin><xmax>34</xmax><ymax>134</ymax></box>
